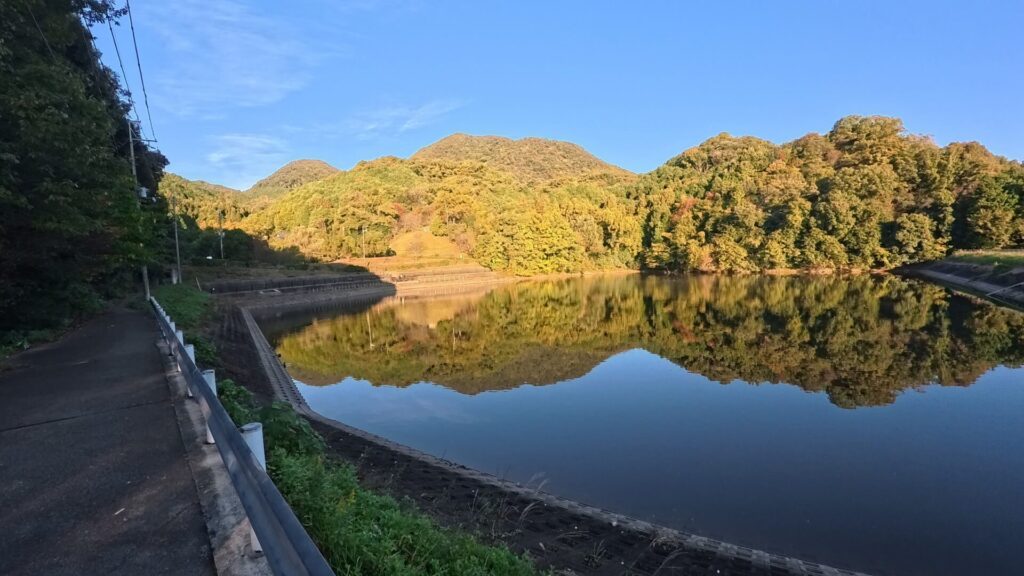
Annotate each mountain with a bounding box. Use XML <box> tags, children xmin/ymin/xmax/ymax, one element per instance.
<box><xmin>239</xmin><ymin>151</ymin><xmax>641</xmax><ymax>273</ymax></box>
<box><xmin>160</xmin><ymin>173</ymin><xmax>247</xmax><ymax>228</ymax></box>
<box><xmin>410</xmin><ymin>134</ymin><xmax>632</xmax><ymax>183</ymax></box>
<box><xmin>172</xmin><ymin>118</ymin><xmax>1024</xmax><ymax>276</ymax></box>
<box><xmin>246</xmin><ymin>159</ymin><xmax>339</xmax><ymax>198</ymax></box>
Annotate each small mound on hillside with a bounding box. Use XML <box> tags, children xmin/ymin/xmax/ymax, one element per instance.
<box><xmin>247</xmin><ymin>159</ymin><xmax>339</xmax><ymax>198</ymax></box>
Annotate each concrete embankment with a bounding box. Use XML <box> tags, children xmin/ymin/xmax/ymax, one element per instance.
<box><xmin>899</xmin><ymin>260</ymin><xmax>1024</xmax><ymax>309</ymax></box>
<box><xmin>203</xmin><ymin>264</ymin><xmax>504</xmax><ymax>296</ymax></box>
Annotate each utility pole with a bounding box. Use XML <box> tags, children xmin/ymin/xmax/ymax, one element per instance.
<box><xmin>218</xmin><ymin>210</ymin><xmax>225</xmax><ymax>260</ymax></box>
<box><xmin>366</xmin><ymin>311</ymin><xmax>374</xmax><ymax>349</ymax></box>
<box><xmin>171</xmin><ymin>195</ymin><xmax>182</xmax><ymax>284</ymax></box>
<box><xmin>127</xmin><ymin>120</ymin><xmax>150</xmax><ymax>300</ymax></box>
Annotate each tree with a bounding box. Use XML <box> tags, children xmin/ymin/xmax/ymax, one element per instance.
<box><xmin>180</xmin><ymin>114</ymin><xmax>1024</xmax><ymax>276</ymax></box>
<box><xmin>893</xmin><ymin>213</ymin><xmax>946</xmax><ymax>264</ymax></box>
<box><xmin>828</xmin><ymin>116</ymin><xmax>906</xmax><ymax>167</ymax></box>
<box><xmin>0</xmin><ymin>0</ymin><xmax>167</xmax><ymax>331</ymax></box>
<box><xmin>633</xmin><ymin>115</ymin><xmax>1023</xmax><ymax>273</ymax></box>
<box><xmin>965</xmin><ymin>178</ymin><xmax>1018</xmax><ymax>248</ymax></box>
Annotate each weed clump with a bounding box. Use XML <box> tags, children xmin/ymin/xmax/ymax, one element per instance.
<box><xmin>217</xmin><ymin>380</ymin><xmax>537</xmax><ymax>576</ymax></box>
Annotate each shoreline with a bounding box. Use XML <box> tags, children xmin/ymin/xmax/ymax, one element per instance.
<box><xmin>207</xmin><ymin>262</ymin><xmax>1019</xmax><ymax>576</ymax></box>
<box><xmin>897</xmin><ymin>260</ymin><xmax>1024</xmax><ymax>311</ymax></box>
<box><xmin>212</xmin><ymin>274</ymin><xmax>871</xmax><ymax>576</ymax></box>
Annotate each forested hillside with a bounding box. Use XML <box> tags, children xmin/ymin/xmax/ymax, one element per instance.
<box><xmin>246</xmin><ymin>159</ymin><xmax>338</xmax><ymax>199</ymax></box>
<box><xmin>410</xmin><ymin>134</ymin><xmax>631</xmax><ymax>183</ymax></box>
<box><xmin>160</xmin><ymin>174</ymin><xmax>246</xmax><ymax>228</ymax></box>
<box><xmin>0</xmin><ymin>0</ymin><xmax>168</xmax><ymax>335</ymax></box>
<box><xmin>211</xmin><ymin>122</ymin><xmax>1023</xmax><ymax>275</ymax></box>
<box><xmin>639</xmin><ymin>116</ymin><xmax>1024</xmax><ymax>272</ymax></box>
<box><xmin>238</xmin><ymin>149</ymin><xmax>642</xmax><ymax>274</ymax></box>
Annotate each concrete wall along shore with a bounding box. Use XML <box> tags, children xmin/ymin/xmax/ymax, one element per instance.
<box><xmin>901</xmin><ymin>260</ymin><xmax>1024</xmax><ymax>309</ymax></box>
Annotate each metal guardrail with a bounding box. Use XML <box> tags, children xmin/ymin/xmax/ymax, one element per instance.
<box><xmin>149</xmin><ymin>297</ymin><xmax>335</xmax><ymax>576</ymax></box>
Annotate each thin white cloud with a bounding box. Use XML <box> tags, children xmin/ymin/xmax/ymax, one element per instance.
<box><xmin>205</xmin><ymin>134</ymin><xmax>290</xmax><ymax>189</ymax></box>
<box><xmin>345</xmin><ymin>99</ymin><xmax>466</xmax><ymax>140</ymax></box>
<box><xmin>311</xmin><ymin>0</ymin><xmax>424</xmax><ymax>14</ymax></box>
<box><xmin>276</xmin><ymin>99</ymin><xmax>466</xmax><ymax>142</ymax></box>
<box><xmin>142</xmin><ymin>0</ymin><xmax>320</xmax><ymax>117</ymax></box>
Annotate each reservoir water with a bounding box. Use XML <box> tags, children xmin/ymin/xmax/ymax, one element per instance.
<box><xmin>260</xmin><ymin>274</ymin><xmax>1024</xmax><ymax>576</ymax></box>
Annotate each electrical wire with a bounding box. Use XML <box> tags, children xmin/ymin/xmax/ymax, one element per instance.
<box><xmin>124</xmin><ymin>0</ymin><xmax>156</xmax><ymax>141</ymax></box>
<box><xmin>22</xmin><ymin>0</ymin><xmax>57</xmax><ymax>63</ymax></box>
<box><xmin>106</xmin><ymin>19</ymin><xmax>143</xmax><ymax>130</ymax></box>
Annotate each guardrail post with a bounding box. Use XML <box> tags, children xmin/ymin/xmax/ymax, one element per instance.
<box><xmin>176</xmin><ymin>329</ymin><xmax>184</xmax><ymax>345</ymax></box>
<box><xmin>151</xmin><ymin>297</ymin><xmax>335</xmax><ymax>574</ymax></box>
<box><xmin>201</xmin><ymin>369</ymin><xmax>217</xmax><ymax>444</ymax></box>
<box><xmin>241</xmin><ymin>422</ymin><xmax>266</xmax><ymax>555</ymax></box>
<box><xmin>182</xmin><ymin>344</ymin><xmax>195</xmax><ymax>398</ymax></box>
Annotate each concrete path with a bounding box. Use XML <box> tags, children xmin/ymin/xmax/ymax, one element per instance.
<box><xmin>0</xmin><ymin>306</ymin><xmax>216</xmax><ymax>576</ymax></box>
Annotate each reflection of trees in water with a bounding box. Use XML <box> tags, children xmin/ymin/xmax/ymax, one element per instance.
<box><xmin>275</xmin><ymin>275</ymin><xmax>1024</xmax><ymax>407</ymax></box>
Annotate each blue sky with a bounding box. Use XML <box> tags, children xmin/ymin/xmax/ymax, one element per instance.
<box><xmin>95</xmin><ymin>0</ymin><xmax>1024</xmax><ymax>189</ymax></box>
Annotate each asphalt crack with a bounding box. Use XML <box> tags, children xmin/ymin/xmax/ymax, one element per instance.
<box><xmin>0</xmin><ymin>398</ymin><xmax>170</xmax><ymax>434</ymax></box>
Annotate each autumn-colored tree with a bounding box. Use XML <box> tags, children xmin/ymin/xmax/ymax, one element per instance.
<box><xmin>636</xmin><ymin>115</ymin><xmax>1023</xmax><ymax>272</ymax></box>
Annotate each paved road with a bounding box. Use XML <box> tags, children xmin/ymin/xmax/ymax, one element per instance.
<box><xmin>0</xmin><ymin>306</ymin><xmax>215</xmax><ymax>576</ymax></box>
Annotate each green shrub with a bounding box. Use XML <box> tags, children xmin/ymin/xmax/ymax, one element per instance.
<box><xmin>217</xmin><ymin>379</ymin><xmax>257</xmax><ymax>423</ymax></box>
<box><xmin>189</xmin><ymin>334</ymin><xmax>218</xmax><ymax>367</ymax></box>
<box><xmin>215</xmin><ymin>380</ymin><xmax>536</xmax><ymax>575</ymax></box>
<box><xmin>258</xmin><ymin>402</ymin><xmax>325</xmax><ymax>457</ymax></box>
<box><xmin>0</xmin><ymin>328</ymin><xmax>60</xmax><ymax>359</ymax></box>
<box><xmin>271</xmin><ymin>450</ymin><xmax>536</xmax><ymax>576</ymax></box>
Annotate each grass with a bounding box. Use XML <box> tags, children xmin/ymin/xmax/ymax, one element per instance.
<box><xmin>389</xmin><ymin>230</ymin><xmax>466</xmax><ymax>259</ymax></box>
<box><xmin>341</xmin><ymin>229</ymin><xmax>475</xmax><ymax>273</ymax></box>
<box><xmin>152</xmin><ymin>283</ymin><xmax>218</xmax><ymax>366</ymax></box>
<box><xmin>0</xmin><ymin>327</ymin><xmax>61</xmax><ymax>359</ymax></box>
<box><xmin>217</xmin><ymin>380</ymin><xmax>538</xmax><ymax>576</ymax></box>
<box><xmin>152</xmin><ymin>284</ymin><xmax>211</xmax><ymax>329</ymax></box>
<box><xmin>947</xmin><ymin>250</ymin><xmax>1024</xmax><ymax>268</ymax></box>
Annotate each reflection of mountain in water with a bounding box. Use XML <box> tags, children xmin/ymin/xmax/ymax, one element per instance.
<box><xmin>270</xmin><ymin>274</ymin><xmax>1024</xmax><ymax>408</ymax></box>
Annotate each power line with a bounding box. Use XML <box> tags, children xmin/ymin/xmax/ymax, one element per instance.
<box><xmin>112</xmin><ymin>3</ymin><xmax>173</xmax><ymax>283</ymax></box>
<box><xmin>102</xmin><ymin>17</ymin><xmax>160</xmax><ymax>201</ymax></box>
<box><xmin>124</xmin><ymin>0</ymin><xmax>156</xmax><ymax>141</ymax></box>
<box><xmin>106</xmin><ymin>19</ymin><xmax>143</xmax><ymax>129</ymax></box>
<box><xmin>22</xmin><ymin>0</ymin><xmax>57</xmax><ymax>63</ymax></box>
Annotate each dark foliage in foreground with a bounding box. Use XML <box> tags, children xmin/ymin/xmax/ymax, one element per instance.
<box><xmin>0</xmin><ymin>0</ymin><xmax>167</xmax><ymax>332</ymax></box>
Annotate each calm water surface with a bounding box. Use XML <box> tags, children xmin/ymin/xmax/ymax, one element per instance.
<box><xmin>260</xmin><ymin>274</ymin><xmax>1024</xmax><ymax>576</ymax></box>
